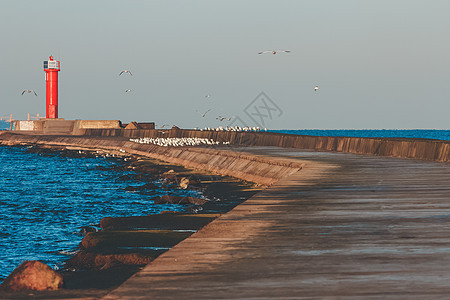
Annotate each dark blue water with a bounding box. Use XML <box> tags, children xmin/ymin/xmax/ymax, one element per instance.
<box><xmin>270</xmin><ymin>129</ymin><xmax>450</xmax><ymax>141</ymax></box>
<box><xmin>0</xmin><ymin>146</ymin><xmax>196</xmax><ymax>282</ymax></box>
<box><xmin>0</xmin><ymin>122</ymin><xmax>10</xmax><ymax>130</ymax></box>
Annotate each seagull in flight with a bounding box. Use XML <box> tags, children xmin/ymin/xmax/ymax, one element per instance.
<box><xmin>119</xmin><ymin>70</ymin><xmax>133</xmax><ymax>76</ymax></box>
<box><xmin>205</xmin><ymin>94</ymin><xmax>211</xmax><ymax>99</ymax></box>
<box><xmin>258</xmin><ymin>50</ymin><xmax>291</xmax><ymax>55</ymax></box>
<box><xmin>314</xmin><ymin>85</ymin><xmax>319</xmax><ymax>92</ymax></box>
<box><xmin>125</xmin><ymin>89</ymin><xmax>133</xmax><ymax>93</ymax></box>
<box><xmin>196</xmin><ymin>109</ymin><xmax>211</xmax><ymax>117</ymax></box>
<box><xmin>159</xmin><ymin>124</ymin><xmax>171</xmax><ymax>128</ymax></box>
<box><xmin>22</xmin><ymin>90</ymin><xmax>37</xmax><ymax>96</ymax></box>
<box><xmin>216</xmin><ymin>116</ymin><xmax>232</xmax><ymax>121</ymax></box>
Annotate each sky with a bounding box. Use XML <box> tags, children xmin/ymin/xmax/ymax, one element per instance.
<box><xmin>1</xmin><ymin>0</ymin><xmax>450</xmax><ymax>129</ymax></box>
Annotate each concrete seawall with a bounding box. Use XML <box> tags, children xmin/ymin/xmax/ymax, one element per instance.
<box><xmin>0</xmin><ymin>132</ymin><xmax>303</xmax><ymax>186</ymax></box>
<box><xmin>84</xmin><ymin>128</ymin><xmax>450</xmax><ymax>162</ymax></box>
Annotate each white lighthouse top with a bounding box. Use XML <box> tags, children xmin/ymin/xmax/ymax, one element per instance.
<box><xmin>43</xmin><ymin>56</ymin><xmax>60</xmax><ymax>70</ymax></box>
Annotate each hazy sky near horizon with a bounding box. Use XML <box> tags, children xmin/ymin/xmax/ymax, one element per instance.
<box><xmin>1</xmin><ymin>1</ymin><xmax>450</xmax><ymax>129</ymax></box>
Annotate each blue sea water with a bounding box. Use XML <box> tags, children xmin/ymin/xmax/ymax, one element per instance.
<box><xmin>0</xmin><ymin>122</ymin><xmax>10</xmax><ymax>131</ymax></box>
<box><xmin>0</xmin><ymin>146</ymin><xmax>195</xmax><ymax>282</ymax></box>
<box><xmin>270</xmin><ymin>129</ymin><xmax>450</xmax><ymax>141</ymax></box>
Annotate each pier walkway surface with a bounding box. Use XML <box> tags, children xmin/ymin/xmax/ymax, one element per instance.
<box><xmin>104</xmin><ymin>147</ymin><xmax>450</xmax><ymax>299</ymax></box>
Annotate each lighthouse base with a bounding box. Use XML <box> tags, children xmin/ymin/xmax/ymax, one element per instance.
<box><xmin>47</xmin><ymin>105</ymin><xmax>58</xmax><ymax>119</ymax></box>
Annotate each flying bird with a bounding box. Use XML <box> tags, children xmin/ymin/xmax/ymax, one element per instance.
<box><xmin>119</xmin><ymin>70</ymin><xmax>133</xmax><ymax>76</ymax></box>
<box><xmin>205</xmin><ymin>94</ymin><xmax>211</xmax><ymax>99</ymax></box>
<box><xmin>159</xmin><ymin>124</ymin><xmax>171</xmax><ymax>128</ymax></box>
<box><xmin>258</xmin><ymin>50</ymin><xmax>291</xmax><ymax>55</ymax></box>
<box><xmin>196</xmin><ymin>109</ymin><xmax>211</xmax><ymax>117</ymax></box>
<box><xmin>216</xmin><ymin>116</ymin><xmax>232</xmax><ymax>121</ymax></box>
<box><xmin>22</xmin><ymin>90</ymin><xmax>37</xmax><ymax>96</ymax></box>
<box><xmin>125</xmin><ymin>89</ymin><xmax>133</xmax><ymax>92</ymax></box>
<box><xmin>314</xmin><ymin>85</ymin><xmax>319</xmax><ymax>92</ymax></box>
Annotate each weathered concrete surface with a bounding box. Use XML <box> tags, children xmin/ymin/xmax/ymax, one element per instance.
<box><xmin>0</xmin><ymin>133</ymin><xmax>302</xmax><ymax>185</ymax></box>
<box><xmin>103</xmin><ymin>147</ymin><xmax>450</xmax><ymax>299</ymax></box>
<box><xmin>78</xmin><ymin>120</ymin><xmax>122</xmax><ymax>130</ymax></box>
<box><xmin>12</xmin><ymin>120</ymin><xmax>122</xmax><ymax>135</ymax></box>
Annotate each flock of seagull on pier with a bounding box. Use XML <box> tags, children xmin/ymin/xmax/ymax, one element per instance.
<box><xmin>130</xmin><ymin>137</ymin><xmax>230</xmax><ymax>147</ymax></box>
<box><xmin>198</xmin><ymin>126</ymin><xmax>266</xmax><ymax>132</ymax></box>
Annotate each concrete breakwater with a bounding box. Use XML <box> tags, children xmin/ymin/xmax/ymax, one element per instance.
<box><xmin>0</xmin><ymin>132</ymin><xmax>303</xmax><ymax>186</ymax></box>
<box><xmin>83</xmin><ymin>128</ymin><xmax>450</xmax><ymax>162</ymax></box>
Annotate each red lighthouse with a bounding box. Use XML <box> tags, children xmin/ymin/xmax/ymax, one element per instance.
<box><xmin>43</xmin><ymin>56</ymin><xmax>60</xmax><ymax>118</ymax></box>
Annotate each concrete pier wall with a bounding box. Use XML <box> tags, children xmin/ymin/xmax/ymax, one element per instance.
<box><xmin>0</xmin><ymin>133</ymin><xmax>303</xmax><ymax>186</ymax></box>
<box><xmin>84</xmin><ymin>129</ymin><xmax>450</xmax><ymax>163</ymax></box>
<box><xmin>13</xmin><ymin>120</ymin><xmax>122</xmax><ymax>135</ymax></box>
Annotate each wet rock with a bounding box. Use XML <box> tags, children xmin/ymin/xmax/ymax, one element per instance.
<box><xmin>160</xmin><ymin>171</ymin><xmax>178</xmax><ymax>183</ymax></box>
<box><xmin>178</xmin><ymin>177</ymin><xmax>200</xmax><ymax>189</ymax></box>
<box><xmin>100</xmin><ymin>217</ymin><xmax>115</xmax><ymax>230</ymax></box>
<box><xmin>142</xmin><ymin>182</ymin><xmax>159</xmax><ymax>189</ymax></box>
<box><xmin>95</xmin><ymin>253</ymin><xmax>153</xmax><ymax>269</ymax></box>
<box><xmin>0</xmin><ymin>260</ymin><xmax>63</xmax><ymax>291</ymax></box>
<box><xmin>66</xmin><ymin>251</ymin><xmax>153</xmax><ymax>271</ymax></box>
<box><xmin>99</xmin><ymin>258</ymin><xmax>123</xmax><ymax>270</ymax></box>
<box><xmin>179</xmin><ymin>177</ymin><xmax>190</xmax><ymax>189</ymax></box>
<box><xmin>117</xmin><ymin>174</ymin><xmax>132</xmax><ymax>181</ymax></box>
<box><xmin>79</xmin><ymin>226</ymin><xmax>98</xmax><ymax>235</ymax></box>
<box><xmin>140</xmin><ymin>167</ymin><xmax>159</xmax><ymax>175</ymax></box>
<box><xmin>153</xmin><ymin>195</ymin><xmax>208</xmax><ymax>205</ymax></box>
<box><xmin>65</xmin><ymin>251</ymin><xmax>97</xmax><ymax>270</ymax></box>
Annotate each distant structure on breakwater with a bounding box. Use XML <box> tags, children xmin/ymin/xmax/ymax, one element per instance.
<box><xmin>12</xmin><ymin>119</ymin><xmax>155</xmax><ymax>135</ymax></box>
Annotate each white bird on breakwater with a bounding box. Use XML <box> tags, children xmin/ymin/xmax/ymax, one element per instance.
<box><xmin>258</xmin><ymin>50</ymin><xmax>291</xmax><ymax>55</ymax></box>
<box><xmin>196</xmin><ymin>109</ymin><xmax>211</xmax><ymax>118</ymax></box>
<box><xmin>119</xmin><ymin>70</ymin><xmax>133</xmax><ymax>76</ymax></box>
<box><xmin>22</xmin><ymin>90</ymin><xmax>37</xmax><ymax>96</ymax></box>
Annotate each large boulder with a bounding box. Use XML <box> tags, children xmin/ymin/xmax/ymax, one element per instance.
<box><xmin>0</xmin><ymin>260</ymin><xmax>63</xmax><ymax>291</ymax></box>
